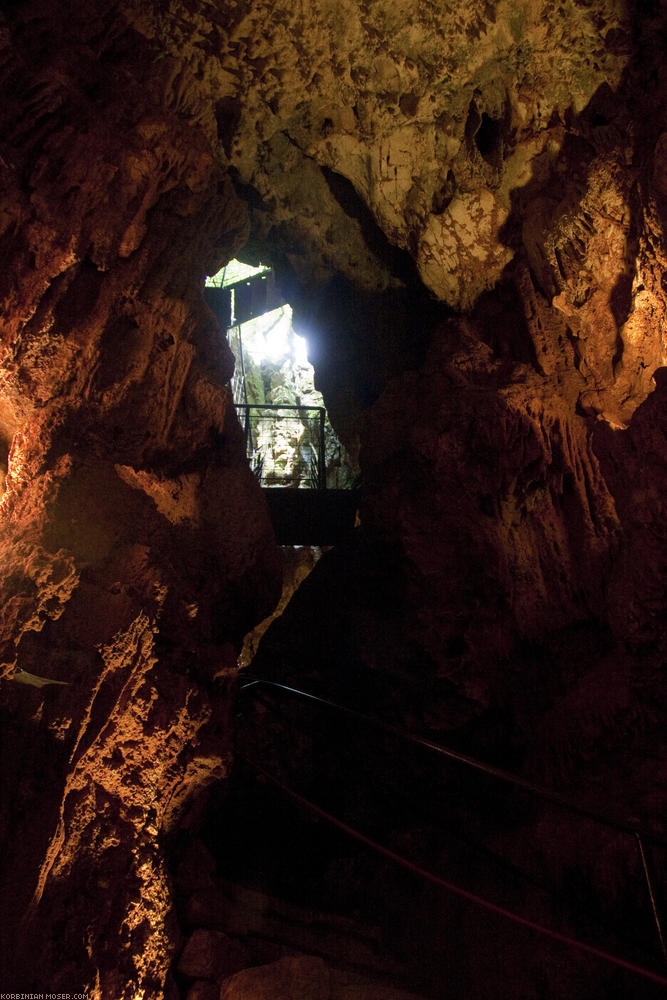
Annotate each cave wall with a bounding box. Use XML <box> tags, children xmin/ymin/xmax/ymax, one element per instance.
<box><xmin>236</xmin><ymin>1</ymin><xmax>667</xmax><ymax>990</ymax></box>
<box><xmin>236</xmin><ymin>0</ymin><xmax>667</xmax><ymax>773</ymax></box>
<box><xmin>1</xmin><ymin>0</ymin><xmax>666</xmax><ymax>997</ymax></box>
<box><xmin>0</xmin><ymin>3</ymin><xmax>280</xmax><ymax>994</ymax></box>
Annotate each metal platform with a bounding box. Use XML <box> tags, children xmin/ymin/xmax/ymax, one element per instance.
<box><xmin>262</xmin><ymin>488</ymin><xmax>359</xmax><ymax>545</ymax></box>
<box><xmin>204</xmin><ymin>270</ymin><xmax>287</xmax><ymax>328</ymax></box>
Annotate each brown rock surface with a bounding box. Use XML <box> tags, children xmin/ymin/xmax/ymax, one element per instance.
<box><xmin>186</xmin><ymin>983</ymin><xmax>219</xmax><ymax>1000</ymax></box>
<box><xmin>219</xmin><ymin>956</ymin><xmax>329</xmax><ymax>1000</ymax></box>
<box><xmin>0</xmin><ymin>2</ymin><xmax>280</xmax><ymax>995</ymax></box>
<box><xmin>218</xmin><ymin>955</ymin><xmax>428</xmax><ymax>1000</ymax></box>
<box><xmin>177</xmin><ymin>929</ymin><xmax>249</xmax><ymax>981</ymax></box>
<box><xmin>0</xmin><ymin>0</ymin><xmax>666</xmax><ymax>998</ymax></box>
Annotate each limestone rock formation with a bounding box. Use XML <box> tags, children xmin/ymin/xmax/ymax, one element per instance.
<box><xmin>238</xmin><ymin>0</ymin><xmax>667</xmax><ymax>761</ymax></box>
<box><xmin>0</xmin><ymin>3</ymin><xmax>280</xmax><ymax>994</ymax></box>
<box><xmin>0</xmin><ymin>0</ymin><xmax>666</xmax><ymax>998</ymax></box>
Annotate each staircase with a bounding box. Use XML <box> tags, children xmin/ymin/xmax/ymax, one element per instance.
<box><xmin>172</xmin><ymin>780</ymin><xmax>435</xmax><ymax>1000</ymax></box>
<box><xmin>169</xmin><ymin>679</ymin><xmax>667</xmax><ymax>1000</ymax></box>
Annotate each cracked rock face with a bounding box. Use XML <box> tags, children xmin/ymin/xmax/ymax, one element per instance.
<box><xmin>165</xmin><ymin>0</ymin><xmax>666</xmax><ymax>431</ymax></box>
<box><xmin>0</xmin><ymin>3</ymin><xmax>280</xmax><ymax>995</ymax></box>
<box><xmin>210</xmin><ymin>0</ymin><xmax>635</xmax><ymax>299</ymax></box>
<box><xmin>1</xmin><ymin>0</ymin><xmax>666</xmax><ymax>998</ymax></box>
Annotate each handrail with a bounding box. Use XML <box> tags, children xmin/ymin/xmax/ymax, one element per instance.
<box><xmin>235</xmin><ymin>403</ymin><xmax>326</xmax><ymax>414</ymax></box>
<box><xmin>234</xmin><ymin>405</ymin><xmax>328</xmax><ymax>489</ymax></box>
<box><xmin>637</xmin><ymin>832</ymin><xmax>667</xmax><ymax>964</ymax></box>
<box><xmin>237</xmin><ymin>749</ymin><xmax>667</xmax><ymax>989</ymax></box>
<box><xmin>239</xmin><ymin>678</ymin><xmax>666</xmax><ymax>848</ymax></box>
<box><xmin>238</xmin><ymin>753</ymin><xmax>667</xmax><ymax>986</ymax></box>
<box><xmin>239</xmin><ymin>677</ymin><xmax>667</xmax><ymax>973</ymax></box>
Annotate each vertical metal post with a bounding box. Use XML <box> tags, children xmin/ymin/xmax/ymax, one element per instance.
<box><xmin>636</xmin><ymin>833</ymin><xmax>667</xmax><ymax>966</ymax></box>
<box><xmin>318</xmin><ymin>407</ymin><xmax>326</xmax><ymax>490</ymax></box>
<box><xmin>244</xmin><ymin>404</ymin><xmax>251</xmax><ymax>451</ymax></box>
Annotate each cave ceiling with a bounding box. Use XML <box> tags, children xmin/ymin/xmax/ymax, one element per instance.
<box><xmin>1</xmin><ymin>1</ymin><xmax>666</xmax><ymax>996</ymax></box>
<box><xmin>119</xmin><ymin>0</ymin><xmax>667</xmax><ymax>432</ymax></box>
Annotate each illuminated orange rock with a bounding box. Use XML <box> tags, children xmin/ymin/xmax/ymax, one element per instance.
<box><xmin>0</xmin><ymin>3</ymin><xmax>279</xmax><ymax>995</ymax></box>
<box><xmin>0</xmin><ymin>0</ymin><xmax>665</xmax><ymax>998</ymax></box>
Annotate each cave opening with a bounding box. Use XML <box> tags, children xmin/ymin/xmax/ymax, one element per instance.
<box><xmin>205</xmin><ymin>260</ymin><xmax>355</xmax><ymax>493</ymax></box>
<box><xmin>2</xmin><ymin>1</ymin><xmax>667</xmax><ymax>997</ymax></box>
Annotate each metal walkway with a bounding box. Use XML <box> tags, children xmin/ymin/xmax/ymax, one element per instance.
<box><xmin>261</xmin><ymin>487</ymin><xmax>358</xmax><ymax>545</ymax></box>
<box><xmin>207</xmin><ymin>268</ymin><xmax>358</xmax><ymax>544</ymax></box>
<box><xmin>234</xmin><ymin>402</ymin><xmax>358</xmax><ymax>544</ymax></box>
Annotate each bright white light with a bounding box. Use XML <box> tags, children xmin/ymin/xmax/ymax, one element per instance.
<box><xmin>293</xmin><ymin>332</ymin><xmax>309</xmax><ymax>365</ymax></box>
<box><xmin>241</xmin><ymin>305</ymin><xmax>312</xmax><ymax>367</ymax></box>
<box><xmin>263</xmin><ymin>307</ymin><xmax>293</xmax><ymax>362</ymax></box>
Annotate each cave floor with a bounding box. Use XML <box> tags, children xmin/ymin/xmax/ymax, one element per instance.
<box><xmin>167</xmin><ymin>688</ymin><xmax>667</xmax><ymax>1000</ymax></box>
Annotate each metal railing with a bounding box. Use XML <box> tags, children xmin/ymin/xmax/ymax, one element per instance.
<box><xmin>238</xmin><ymin>677</ymin><xmax>667</xmax><ymax>989</ymax></box>
<box><xmin>236</xmin><ymin>403</ymin><xmax>326</xmax><ymax>489</ymax></box>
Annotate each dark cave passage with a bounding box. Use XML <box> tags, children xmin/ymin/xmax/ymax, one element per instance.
<box><xmin>168</xmin><ymin>679</ymin><xmax>667</xmax><ymax>1000</ymax></box>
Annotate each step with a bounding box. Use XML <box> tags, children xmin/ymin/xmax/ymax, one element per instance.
<box><xmin>215</xmin><ymin>955</ymin><xmax>432</xmax><ymax>1000</ymax></box>
<box><xmin>184</xmin><ymin>880</ymin><xmax>409</xmax><ymax>983</ymax></box>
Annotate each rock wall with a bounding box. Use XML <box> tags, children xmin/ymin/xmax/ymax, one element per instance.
<box><xmin>243</xmin><ymin>0</ymin><xmax>667</xmax><ymax>778</ymax></box>
<box><xmin>0</xmin><ymin>3</ymin><xmax>280</xmax><ymax>995</ymax></box>
<box><xmin>1</xmin><ymin>0</ymin><xmax>666</xmax><ymax>997</ymax></box>
<box><xmin>235</xmin><ymin>1</ymin><xmax>667</xmax><ymax>993</ymax></box>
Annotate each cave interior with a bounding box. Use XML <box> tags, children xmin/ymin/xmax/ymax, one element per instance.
<box><xmin>0</xmin><ymin>1</ymin><xmax>666</xmax><ymax>999</ymax></box>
